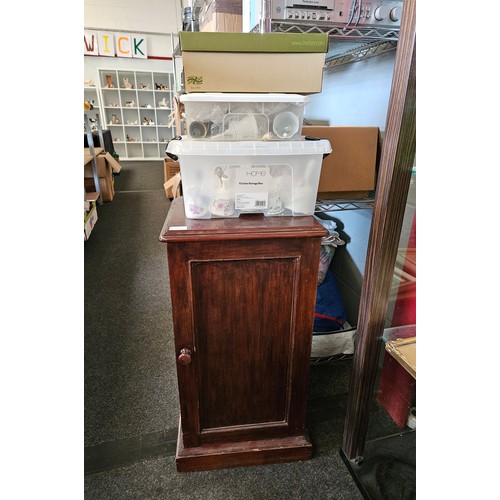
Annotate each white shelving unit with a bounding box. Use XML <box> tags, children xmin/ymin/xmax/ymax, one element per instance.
<box><xmin>84</xmin><ymin>83</ymin><xmax>102</xmax><ymax>132</ymax></box>
<box><xmin>97</xmin><ymin>69</ymin><xmax>176</xmax><ymax>160</ymax></box>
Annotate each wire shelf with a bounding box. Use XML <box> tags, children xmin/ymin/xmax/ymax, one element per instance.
<box><xmin>315</xmin><ymin>198</ymin><xmax>375</xmax><ymax>213</ymax></box>
<box><xmin>268</xmin><ymin>21</ymin><xmax>400</xmax><ymax>41</ymax></box>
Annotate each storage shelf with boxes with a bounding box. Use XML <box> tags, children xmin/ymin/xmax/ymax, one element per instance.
<box><xmin>84</xmin><ymin>148</ymin><xmax>122</xmax><ymax>203</ymax></box>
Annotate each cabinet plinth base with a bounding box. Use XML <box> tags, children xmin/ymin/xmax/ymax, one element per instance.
<box><xmin>176</xmin><ymin>424</ymin><xmax>312</xmax><ymax>472</ymax></box>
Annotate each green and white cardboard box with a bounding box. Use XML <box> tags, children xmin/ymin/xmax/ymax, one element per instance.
<box><xmin>180</xmin><ymin>32</ymin><xmax>329</xmax><ymax>94</ymax></box>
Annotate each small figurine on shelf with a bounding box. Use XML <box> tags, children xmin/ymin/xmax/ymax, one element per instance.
<box><xmin>155</xmin><ymin>83</ymin><xmax>169</xmax><ymax>90</ymax></box>
<box><xmin>123</xmin><ymin>77</ymin><xmax>134</xmax><ymax>89</ymax></box>
<box><xmin>89</xmin><ymin>118</ymin><xmax>98</xmax><ymax>132</ymax></box>
<box><xmin>84</xmin><ymin>79</ymin><xmax>95</xmax><ymax>87</ymax></box>
<box><xmin>84</xmin><ymin>99</ymin><xmax>94</xmax><ymax>111</ymax></box>
<box><xmin>111</xmin><ymin>114</ymin><xmax>121</xmax><ymax>124</ymax></box>
<box><xmin>125</xmin><ymin>100</ymin><xmax>135</xmax><ymax>107</ymax></box>
<box><xmin>142</xmin><ymin>117</ymin><xmax>154</xmax><ymax>125</ymax></box>
<box><xmin>105</xmin><ymin>75</ymin><xmax>115</xmax><ymax>88</ymax></box>
<box><xmin>140</xmin><ymin>83</ymin><xmax>149</xmax><ymax>89</ymax></box>
<box><xmin>109</xmin><ymin>102</ymin><xmax>118</xmax><ymax>108</ymax></box>
<box><xmin>158</xmin><ymin>97</ymin><xmax>167</xmax><ymax>108</ymax></box>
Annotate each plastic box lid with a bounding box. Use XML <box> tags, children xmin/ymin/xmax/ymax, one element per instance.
<box><xmin>166</xmin><ymin>137</ymin><xmax>332</xmax><ymax>156</ymax></box>
<box><xmin>180</xmin><ymin>93</ymin><xmax>309</xmax><ymax>103</ymax></box>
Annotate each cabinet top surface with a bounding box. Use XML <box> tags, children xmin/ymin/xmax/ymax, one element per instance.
<box><xmin>159</xmin><ymin>198</ymin><xmax>327</xmax><ymax>243</ymax></box>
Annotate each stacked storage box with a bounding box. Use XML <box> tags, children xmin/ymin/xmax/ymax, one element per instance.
<box><xmin>198</xmin><ymin>0</ymin><xmax>242</xmax><ymax>32</ymax></box>
<box><xmin>167</xmin><ymin>32</ymin><xmax>331</xmax><ymax>219</ymax></box>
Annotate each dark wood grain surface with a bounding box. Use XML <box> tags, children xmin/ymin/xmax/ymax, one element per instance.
<box><xmin>341</xmin><ymin>0</ymin><xmax>417</xmax><ymax>461</ymax></box>
<box><xmin>161</xmin><ymin>198</ymin><xmax>326</xmax><ymax>471</ymax></box>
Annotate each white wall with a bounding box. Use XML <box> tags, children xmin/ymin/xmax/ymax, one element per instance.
<box><xmin>308</xmin><ymin>48</ymin><xmax>399</xmax><ymax>325</ymax></box>
<box><xmin>84</xmin><ymin>0</ymin><xmax>184</xmax><ymax>92</ymax></box>
<box><xmin>84</xmin><ymin>0</ymin><xmax>183</xmax><ymax>58</ymax></box>
<box><xmin>84</xmin><ymin>0</ymin><xmax>183</xmax><ymax>35</ymax></box>
<box><xmin>305</xmin><ymin>51</ymin><xmax>396</xmax><ymax>130</ymax></box>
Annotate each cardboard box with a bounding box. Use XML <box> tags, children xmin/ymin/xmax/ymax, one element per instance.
<box><xmin>199</xmin><ymin>0</ymin><xmax>242</xmax><ymax>32</ymax></box>
<box><xmin>84</xmin><ymin>152</ymin><xmax>121</xmax><ymax>177</ymax></box>
<box><xmin>302</xmin><ymin>126</ymin><xmax>379</xmax><ymax>198</ymax></box>
<box><xmin>103</xmin><ymin>152</ymin><xmax>122</xmax><ymax>174</ymax></box>
<box><xmin>164</xmin><ymin>157</ymin><xmax>180</xmax><ymax>184</ymax></box>
<box><xmin>84</xmin><ymin>152</ymin><xmax>119</xmax><ymax>202</ymax></box>
<box><xmin>180</xmin><ymin>32</ymin><xmax>328</xmax><ymax>94</ymax></box>
<box><xmin>163</xmin><ymin>158</ymin><xmax>181</xmax><ymax>199</ymax></box>
<box><xmin>200</xmin><ymin>12</ymin><xmax>242</xmax><ymax>32</ymax></box>
<box><xmin>84</xmin><ymin>153</ymin><xmax>107</xmax><ymax>178</ymax></box>
<box><xmin>84</xmin><ymin>202</ymin><xmax>98</xmax><ymax>241</ymax></box>
<box><xmin>85</xmin><ymin>176</ymin><xmax>114</xmax><ymax>203</ymax></box>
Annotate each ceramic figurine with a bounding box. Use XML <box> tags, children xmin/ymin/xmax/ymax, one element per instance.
<box><xmin>105</xmin><ymin>75</ymin><xmax>115</xmax><ymax>88</ymax></box>
<box><xmin>125</xmin><ymin>100</ymin><xmax>135</xmax><ymax>107</ymax></box>
<box><xmin>84</xmin><ymin>79</ymin><xmax>95</xmax><ymax>87</ymax></box>
<box><xmin>140</xmin><ymin>83</ymin><xmax>149</xmax><ymax>89</ymax></box>
<box><xmin>123</xmin><ymin>77</ymin><xmax>133</xmax><ymax>89</ymax></box>
<box><xmin>158</xmin><ymin>97</ymin><xmax>167</xmax><ymax>108</ymax></box>
<box><xmin>112</xmin><ymin>114</ymin><xmax>121</xmax><ymax>124</ymax></box>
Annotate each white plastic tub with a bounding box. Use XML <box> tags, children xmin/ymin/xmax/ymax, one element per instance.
<box><xmin>166</xmin><ymin>137</ymin><xmax>331</xmax><ymax>219</ymax></box>
<box><xmin>180</xmin><ymin>93</ymin><xmax>309</xmax><ymax>141</ymax></box>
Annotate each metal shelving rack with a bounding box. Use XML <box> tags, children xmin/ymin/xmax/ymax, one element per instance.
<box><xmin>315</xmin><ymin>198</ymin><xmax>375</xmax><ymax>213</ymax></box>
<box><xmin>325</xmin><ymin>39</ymin><xmax>397</xmax><ymax>70</ymax></box>
<box><xmin>261</xmin><ymin>21</ymin><xmax>399</xmax><ymax>40</ymax></box>
<box><xmin>251</xmin><ymin>19</ymin><xmax>399</xmax><ymax>70</ymax></box>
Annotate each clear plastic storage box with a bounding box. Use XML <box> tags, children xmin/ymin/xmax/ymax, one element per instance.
<box><xmin>166</xmin><ymin>137</ymin><xmax>331</xmax><ymax>219</ymax></box>
<box><xmin>180</xmin><ymin>93</ymin><xmax>309</xmax><ymax>141</ymax></box>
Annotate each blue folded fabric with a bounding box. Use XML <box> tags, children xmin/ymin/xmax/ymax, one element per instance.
<box><xmin>314</xmin><ymin>266</ymin><xmax>348</xmax><ymax>334</ymax></box>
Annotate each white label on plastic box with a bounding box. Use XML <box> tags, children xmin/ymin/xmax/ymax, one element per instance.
<box><xmin>235</xmin><ymin>166</ymin><xmax>270</xmax><ymax>210</ymax></box>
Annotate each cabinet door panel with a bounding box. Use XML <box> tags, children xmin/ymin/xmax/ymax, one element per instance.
<box><xmin>191</xmin><ymin>258</ymin><xmax>298</xmax><ymax>436</ymax></box>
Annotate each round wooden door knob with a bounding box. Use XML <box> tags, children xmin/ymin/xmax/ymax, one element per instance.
<box><xmin>177</xmin><ymin>348</ymin><xmax>192</xmax><ymax>365</ymax></box>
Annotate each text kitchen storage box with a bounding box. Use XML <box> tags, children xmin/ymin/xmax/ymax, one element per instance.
<box><xmin>181</xmin><ymin>93</ymin><xmax>309</xmax><ymax>141</ymax></box>
<box><xmin>166</xmin><ymin>138</ymin><xmax>332</xmax><ymax>219</ymax></box>
<box><xmin>179</xmin><ymin>32</ymin><xmax>328</xmax><ymax>94</ymax></box>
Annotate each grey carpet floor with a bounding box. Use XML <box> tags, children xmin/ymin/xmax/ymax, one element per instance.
<box><xmin>84</xmin><ymin>160</ymin><xmax>364</xmax><ymax>499</ymax></box>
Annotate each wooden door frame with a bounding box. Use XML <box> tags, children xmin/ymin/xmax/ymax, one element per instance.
<box><xmin>341</xmin><ymin>0</ymin><xmax>416</xmax><ymax>461</ymax></box>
